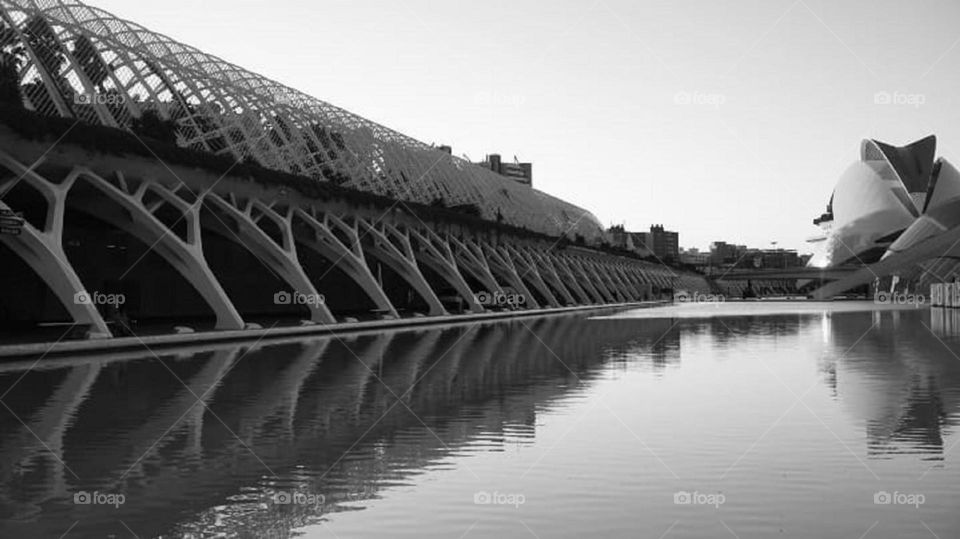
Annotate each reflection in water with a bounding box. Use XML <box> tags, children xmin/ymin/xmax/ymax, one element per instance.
<box><xmin>0</xmin><ymin>315</ymin><xmax>674</xmax><ymax>537</ymax></box>
<box><xmin>0</xmin><ymin>307</ymin><xmax>959</xmax><ymax>537</ymax></box>
<box><xmin>930</xmin><ymin>306</ymin><xmax>960</xmax><ymax>338</ymax></box>
<box><xmin>825</xmin><ymin>309</ymin><xmax>960</xmax><ymax>460</ymax></box>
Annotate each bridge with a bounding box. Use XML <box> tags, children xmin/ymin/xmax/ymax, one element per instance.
<box><xmin>716</xmin><ymin>266</ymin><xmax>858</xmax><ymax>282</ymax></box>
<box><xmin>0</xmin><ymin>0</ymin><xmax>711</xmax><ymax>340</ymax></box>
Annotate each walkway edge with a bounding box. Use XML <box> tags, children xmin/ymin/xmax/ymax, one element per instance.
<box><xmin>0</xmin><ymin>302</ymin><xmax>667</xmax><ymax>361</ymax></box>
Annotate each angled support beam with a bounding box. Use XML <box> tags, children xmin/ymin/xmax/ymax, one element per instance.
<box><xmin>553</xmin><ymin>254</ymin><xmax>602</xmax><ymax>304</ymax></box>
<box><xmin>449</xmin><ymin>236</ymin><xmax>506</xmax><ymax>299</ymax></box>
<box><xmin>357</xmin><ymin>220</ymin><xmax>446</xmax><ymax>316</ymax></box>
<box><xmin>0</xmin><ymin>195</ymin><xmax>111</xmax><ymax>337</ymax></box>
<box><xmin>571</xmin><ymin>257</ymin><xmax>616</xmax><ymax>303</ymax></box>
<box><xmin>504</xmin><ymin>245</ymin><xmax>560</xmax><ymax>307</ymax></box>
<box><xmin>608</xmin><ymin>263</ymin><xmax>641</xmax><ymax>300</ymax></box>
<box><xmin>204</xmin><ymin>196</ymin><xmax>335</xmax><ymax>323</ymax></box>
<box><xmin>64</xmin><ymin>167</ymin><xmax>245</xmax><ymax>330</ymax></box>
<box><xmin>408</xmin><ymin>227</ymin><xmax>484</xmax><ymax>313</ymax></box>
<box><xmin>588</xmin><ymin>260</ymin><xmax>627</xmax><ymax>302</ymax></box>
<box><xmin>620</xmin><ymin>264</ymin><xmax>650</xmax><ymax>299</ymax></box>
<box><xmin>603</xmin><ymin>262</ymin><xmax>638</xmax><ymax>301</ymax></box>
<box><xmin>524</xmin><ymin>248</ymin><xmax>577</xmax><ymax>305</ymax></box>
<box><xmin>291</xmin><ymin>209</ymin><xmax>398</xmax><ymax>318</ymax></box>
<box><xmin>479</xmin><ymin>240</ymin><xmax>541</xmax><ymax>309</ymax></box>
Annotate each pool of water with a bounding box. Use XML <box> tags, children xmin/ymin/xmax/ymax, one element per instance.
<box><xmin>1</xmin><ymin>301</ymin><xmax>959</xmax><ymax>538</ymax></box>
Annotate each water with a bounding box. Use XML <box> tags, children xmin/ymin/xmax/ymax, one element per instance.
<box><xmin>1</xmin><ymin>302</ymin><xmax>959</xmax><ymax>538</ymax></box>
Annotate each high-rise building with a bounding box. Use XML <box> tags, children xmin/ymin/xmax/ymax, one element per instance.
<box><xmin>648</xmin><ymin>224</ymin><xmax>679</xmax><ymax>262</ymax></box>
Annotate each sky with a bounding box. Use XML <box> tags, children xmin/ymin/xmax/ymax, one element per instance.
<box><xmin>88</xmin><ymin>0</ymin><xmax>960</xmax><ymax>253</ymax></box>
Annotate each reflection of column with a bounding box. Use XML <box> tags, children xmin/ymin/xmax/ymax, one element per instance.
<box><xmin>231</xmin><ymin>341</ymin><xmax>329</xmax><ymax>442</ymax></box>
<box><xmin>457</xmin><ymin>325</ymin><xmax>508</xmax><ymax>398</ymax></box>
<box><xmin>122</xmin><ymin>348</ymin><xmax>239</xmax><ymax>481</ymax></box>
<box><xmin>366</xmin><ymin>331</ymin><xmax>440</xmax><ymax>415</ymax></box>
<box><xmin>0</xmin><ymin>363</ymin><xmax>101</xmax><ymax>515</ymax></box>
<box><xmin>295</xmin><ymin>333</ymin><xmax>391</xmax><ymax>435</ymax></box>
<box><xmin>410</xmin><ymin>329</ymin><xmax>471</xmax><ymax>408</ymax></box>
<box><xmin>386</xmin><ymin>330</ymin><xmax>443</xmax><ymax>404</ymax></box>
<box><xmin>930</xmin><ymin>307</ymin><xmax>960</xmax><ymax>337</ymax></box>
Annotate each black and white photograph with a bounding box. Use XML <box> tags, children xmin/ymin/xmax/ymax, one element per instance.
<box><xmin>1</xmin><ymin>0</ymin><xmax>959</xmax><ymax>537</ymax></box>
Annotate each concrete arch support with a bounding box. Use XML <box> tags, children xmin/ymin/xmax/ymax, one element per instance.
<box><xmin>525</xmin><ymin>249</ymin><xmax>578</xmax><ymax>305</ymax></box>
<box><xmin>558</xmin><ymin>255</ymin><xmax>606</xmax><ymax>303</ymax></box>
<box><xmin>64</xmin><ymin>167</ymin><xmax>245</xmax><ymax>330</ymax></box>
<box><xmin>543</xmin><ymin>253</ymin><xmax>592</xmax><ymax>304</ymax></box>
<box><xmin>571</xmin><ymin>258</ymin><xmax>615</xmax><ymax>303</ymax></box>
<box><xmin>587</xmin><ymin>260</ymin><xmax>625</xmax><ymax>302</ymax></box>
<box><xmin>600</xmin><ymin>262</ymin><xmax>636</xmax><ymax>301</ymax></box>
<box><xmin>0</xmin><ymin>199</ymin><xmax>111</xmax><ymax>338</ymax></box>
<box><xmin>504</xmin><ymin>245</ymin><xmax>561</xmax><ymax>307</ymax></box>
<box><xmin>409</xmin><ymin>228</ymin><xmax>484</xmax><ymax>313</ymax></box>
<box><xmin>478</xmin><ymin>241</ymin><xmax>541</xmax><ymax>309</ymax></box>
<box><xmin>449</xmin><ymin>236</ymin><xmax>506</xmax><ymax>300</ymax></box>
<box><xmin>204</xmin><ymin>196</ymin><xmax>335</xmax><ymax>324</ymax></box>
<box><xmin>291</xmin><ymin>209</ymin><xmax>398</xmax><ymax>317</ymax></box>
<box><xmin>357</xmin><ymin>220</ymin><xmax>446</xmax><ymax>316</ymax></box>
<box><xmin>0</xmin><ymin>153</ymin><xmax>114</xmax><ymax>336</ymax></box>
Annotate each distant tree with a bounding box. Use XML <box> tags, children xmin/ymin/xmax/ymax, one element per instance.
<box><xmin>72</xmin><ymin>34</ymin><xmax>111</xmax><ymax>90</ymax></box>
<box><xmin>0</xmin><ymin>22</ymin><xmax>25</xmax><ymax>107</ymax></box>
<box><xmin>130</xmin><ymin>109</ymin><xmax>178</xmax><ymax>144</ymax></box>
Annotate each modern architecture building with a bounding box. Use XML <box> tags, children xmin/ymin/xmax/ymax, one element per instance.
<box><xmin>806</xmin><ymin>135</ymin><xmax>960</xmax><ymax>268</ymax></box>
<box><xmin>0</xmin><ymin>0</ymin><xmax>715</xmax><ymax>339</ymax></box>
<box><xmin>0</xmin><ymin>0</ymin><xmax>582</xmax><ymax>239</ymax></box>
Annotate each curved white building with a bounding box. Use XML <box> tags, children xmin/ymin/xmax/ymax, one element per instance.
<box><xmin>807</xmin><ymin>135</ymin><xmax>960</xmax><ymax>268</ymax></box>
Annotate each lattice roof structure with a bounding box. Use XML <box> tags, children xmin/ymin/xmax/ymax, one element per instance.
<box><xmin>0</xmin><ymin>0</ymin><xmax>604</xmax><ymax>241</ymax></box>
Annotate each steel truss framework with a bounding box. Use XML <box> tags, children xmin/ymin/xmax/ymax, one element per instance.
<box><xmin>0</xmin><ymin>0</ymin><xmax>603</xmax><ymax>241</ymax></box>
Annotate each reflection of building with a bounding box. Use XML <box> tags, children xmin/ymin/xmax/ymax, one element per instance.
<box><xmin>807</xmin><ymin>135</ymin><xmax>960</xmax><ymax>268</ymax></box>
<box><xmin>827</xmin><ymin>310</ymin><xmax>960</xmax><ymax>459</ymax></box>
<box><xmin>479</xmin><ymin>153</ymin><xmax>533</xmax><ymax>186</ymax></box>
